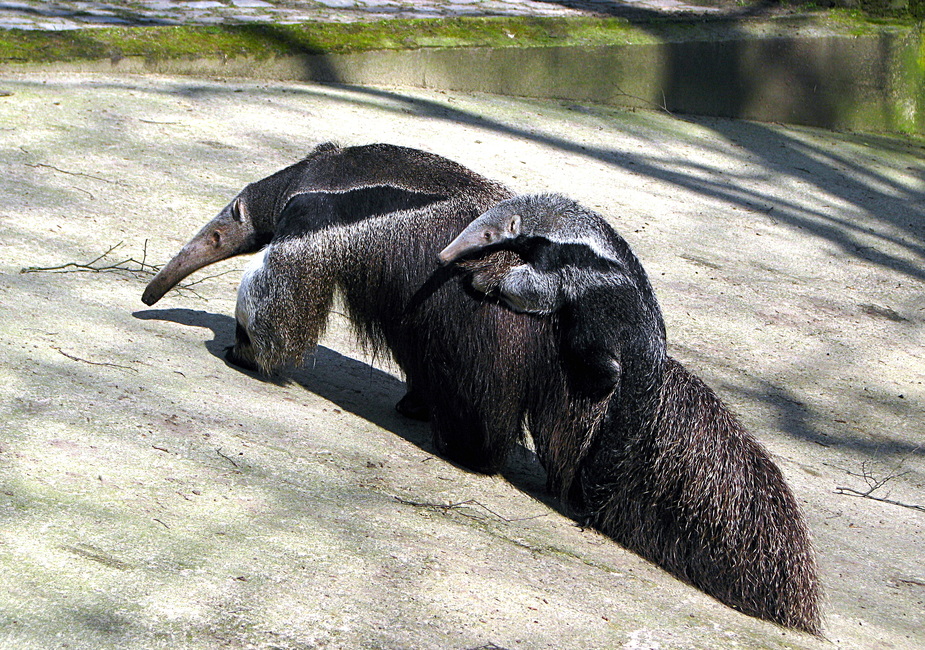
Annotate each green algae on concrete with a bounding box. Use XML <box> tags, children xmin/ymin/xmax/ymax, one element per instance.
<box><xmin>0</xmin><ymin>13</ymin><xmax>914</xmax><ymax>64</ymax></box>
<box><xmin>894</xmin><ymin>23</ymin><xmax>925</xmax><ymax>133</ymax></box>
<box><xmin>0</xmin><ymin>17</ymin><xmax>654</xmax><ymax>64</ymax></box>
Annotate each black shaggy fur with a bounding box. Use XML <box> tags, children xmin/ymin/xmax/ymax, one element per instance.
<box><xmin>455</xmin><ymin>194</ymin><xmax>822</xmax><ymax>634</ymax></box>
<box><xmin>144</xmin><ymin>145</ymin><xmax>821</xmax><ymax>634</ymax></box>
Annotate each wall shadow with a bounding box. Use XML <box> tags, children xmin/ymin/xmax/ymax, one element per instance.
<box><xmin>280</xmin><ymin>81</ymin><xmax>925</xmax><ymax>282</ymax></box>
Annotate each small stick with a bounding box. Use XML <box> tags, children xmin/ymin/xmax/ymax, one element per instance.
<box><xmin>830</xmin><ymin>452</ymin><xmax>924</xmax><ymax>513</ymax></box>
<box><xmin>834</xmin><ymin>486</ymin><xmax>925</xmax><ymax>513</ymax></box>
<box><xmin>25</xmin><ymin>161</ymin><xmax>126</xmax><ymax>185</ymax></box>
<box><xmin>52</xmin><ymin>346</ymin><xmax>136</xmax><ymax>372</ymax></box>
<box><xmin>215</xmin><ymin>448</ymin><xmax>240</xmax><ymax>469</ymax></box>
<box><xmin>20</xmin><ymin>241</ymin><xmax>234</xmax><ymax>299</ymax></box>
<box><xmin>392</xmin><ymin>496</ymin><xmax>545</xmax><ymax>523</ymax></box>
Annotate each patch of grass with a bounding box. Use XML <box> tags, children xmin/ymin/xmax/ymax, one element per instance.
<box><xmin>0</xmin><ymin>17</ymin><xmax>653</xmax><ymax>64</ymax></box>
<box><xmin>0</xmin><ymin>13</ymin><xmax>916</xmax><ymax>65</ymax></box>
<box><xmin>827</xmin><ymin>6</ymin><xmax>918</xmax><ymax>29</ymax></box>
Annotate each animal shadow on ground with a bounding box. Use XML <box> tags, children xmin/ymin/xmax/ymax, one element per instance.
<box><xmin>133</xmin><ymin>307</ymin><xmax>553</xmax><ymax>502</ymax></box>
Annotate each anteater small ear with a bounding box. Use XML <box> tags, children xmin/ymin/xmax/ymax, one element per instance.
<box><xmin>231</xmin><ymin>198</ymin><xmax>243</xmax><ymax>222</ymax></box>
<box><xmin>508</xmin><ymin>213</ymin><xmax>521</xmax><ymax>235</ymax></box>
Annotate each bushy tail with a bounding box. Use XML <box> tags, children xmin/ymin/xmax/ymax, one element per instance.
<box><xmin>585</xmin><ymin>358</ymin><xmax>822</xmax><ymax>634</ymax></box>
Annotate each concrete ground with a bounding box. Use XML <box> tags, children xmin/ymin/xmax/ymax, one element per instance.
<box><xmin>0</xmin><ymin>72</ymin><xmax>923</xmax><ymax>649</ymax></box>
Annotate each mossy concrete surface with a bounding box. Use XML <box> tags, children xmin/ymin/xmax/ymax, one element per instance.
<box><xmin>1</xmin><ymin>14</ymin><xmax>925</xmax><ymax>134</ymax></box>
<box><xmin>1</xmin><ymin>73</ymin><xmax>923</xmax><ymax>649</ymax></box>
<box><xmin>0</xmin><ymin>18</ymin><xmax>656</xmax><ymax>59</ymax></box>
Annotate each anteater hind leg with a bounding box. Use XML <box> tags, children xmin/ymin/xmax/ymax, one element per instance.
<box><xmin>430</xmin><ymin>397</ymin><xmax>497</xmax><ymax>473</ymax></box>
<box><xmin>427</xmin><ymin>375</ymin><xmax>523</xmax><ymax>474</ymax></box>
<box><xmin>395</xmin><ymin>375</ymin><xmax>430</xmax><ymax>421</ymax></box>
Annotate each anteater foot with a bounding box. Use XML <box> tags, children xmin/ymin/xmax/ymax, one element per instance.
<box><xmin>224</xmin><ymin>344</ymin><xmax>258</xmax><ymax>372</ymax></box>
<box><xmin>225</xmin><ymin>322</ymin><xmax>259</xmax><ymax>372</ymax></box>
<box><xmin>395</xmin><ymin>389</ymin><xmax>430</xmax><ymax>421</ymax></box>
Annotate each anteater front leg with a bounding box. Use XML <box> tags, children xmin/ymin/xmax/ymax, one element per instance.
<box><xmin>230</xmin><ymin>241</ymin><xmax>337</xmax><ymax>375</ymax></box>
<box><xmin>226</xmin><ymin>321</ymin><xmax>259</xmax><ymax>372</ymax></box>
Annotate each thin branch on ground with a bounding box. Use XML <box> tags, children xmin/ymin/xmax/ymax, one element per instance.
<box><xmin>52</xmin><ymin>346</ymin><xmax>137</xmax><ymax>372</ymax></box>
<box><xmin>833</xmin><ymin>486</ymin><xmax>925</xmax><ymax>513</ymax></box>
<box><xmin>20</xmin><ymin>241</ymin><xmax>235</xmax><ymax>299</ymax></box>
<box><xmin>215</xmin><ymin>448</ymin><xmax>241</xmax><ymax>469</ymax></box>
<box><xmin>830</xmin><ymin>451</ymin><xmax>925</xmax><ymax>513</ymax></box>
<box><xmin>843</xmin><ymin>459</ymin><xmax>910</xmax><ymax>497</ymax></box>
<box><xmin>24</xmin><ymin>160</ymin><xmax>127</xmax><ymax>186</ymax></box>
<box><xmin>22</xmin><ymin>241</ymin><xmax>157</xmax><ymax>276</ymax></box>
<box><xmin>392</xmin><ymin>495</ymin><xmax>546</xmax><ymax>523</ymax></box>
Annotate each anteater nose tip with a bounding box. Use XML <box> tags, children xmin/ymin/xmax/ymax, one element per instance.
<box><xmin>141</xmin><ymin>283</ymin><xmax>165</xmax><ymax>306</ymax></box>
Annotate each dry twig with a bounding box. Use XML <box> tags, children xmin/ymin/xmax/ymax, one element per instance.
<box><xmin>834</xmin><ymin>486</ymin><xmax>925</xmax><ymax>513</ymax></box>
<box><xmin>52</xmin><ymin>346</ymin><xmax>137</xmax><ymax>372</ymax></box>
<box><xmin>215</xmin><ymin>448</ymin><xmax>241</xmax><ymax>469</ymax></box>
<box><xmin>831</xmin><ymin>454</ymin><xmax>925</xmax><ymax>513</ymax></box>
<box><xmin>20</xmin><ymin>241</ymin><xmax>234</xmax><ymax>299</ymax></box>
<box><xmin>392</xmin><ymin>495</ymin><xmax>545</xmax><ymax>523</ymax></box>
<box><xmin>611</xmin><ymin>83</ymin><xmax>674</xmax><ymax>115</ymax></box>
<box><xmin>25</xmin><ymin>161</ymin><xmax>124</xmax><ymax>185</ymax></box>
